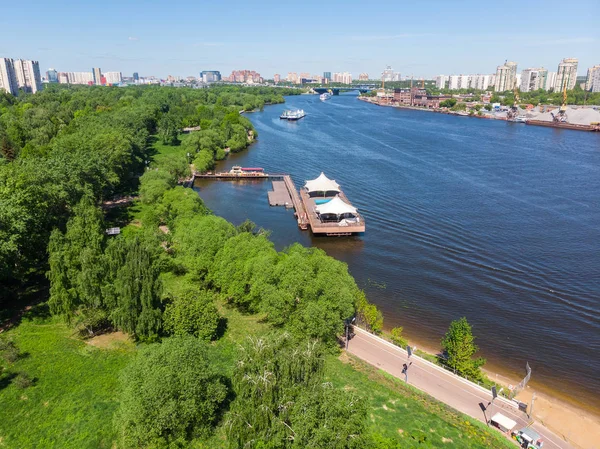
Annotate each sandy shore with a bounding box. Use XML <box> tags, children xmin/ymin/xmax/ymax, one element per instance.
<box><xmin>396</xmin><ymin>331</ymin><xmax>600</xmax><ymax>449</ymax></box>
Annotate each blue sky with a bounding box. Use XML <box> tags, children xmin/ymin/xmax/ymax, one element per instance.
<box><xmin>1</xmin><ymin>0</ymin><xmax>598</xmax><ymax>79</ymax></box>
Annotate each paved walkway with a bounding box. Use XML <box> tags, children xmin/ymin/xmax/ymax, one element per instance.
<box><xmin>347</xmin><ymin>326</ymin><xmax>574</xmax><ymax>449</ymax></box>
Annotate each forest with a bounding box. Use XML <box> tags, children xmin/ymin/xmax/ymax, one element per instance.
<box><xmin>0</xmin><ymin>84</ymin><xmax>505</xmax><ymax>449</ymax></box>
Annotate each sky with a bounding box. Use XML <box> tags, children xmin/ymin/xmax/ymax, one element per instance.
<box><xmin>1</xmin><ymin>0</ymin><xmax>598</xmax><ymax>79</ymax></box>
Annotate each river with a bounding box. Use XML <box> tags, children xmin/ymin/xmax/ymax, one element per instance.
<box><xmin>193</xmin><ymin>93</ymin><xmax>600</xmax><ymax>412</ymax></box>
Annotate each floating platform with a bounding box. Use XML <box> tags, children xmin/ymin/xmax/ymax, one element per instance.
<box><xmin>193</xmin><ymin>172</ymin><xmax>270</xmax><ymax>179</ymax></box>
<box><xmin>268</xmin><ymin>181</ymin><xmax>294</xmax><ymax>208</ymax></box>
<box><xmin>299</xmin><ymin>189</ymin><xmax>365</xmax><ymax>235</ymax></box>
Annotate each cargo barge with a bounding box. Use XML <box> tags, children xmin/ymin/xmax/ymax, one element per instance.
<box><xmin>526</xmin><ymin>120</ymin><xmax>600</xmax><ymax>132</ymax></box>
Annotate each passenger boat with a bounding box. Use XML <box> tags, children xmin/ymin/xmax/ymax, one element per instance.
<box><xmin>280</xmin><ymin>109</ymin><xmax>306</xmax><ymax>120</ymax></box>
<box><xmin>320</xmin><ymin>93</ymin><xmax>331</xmax><ymax>101</ymax></box>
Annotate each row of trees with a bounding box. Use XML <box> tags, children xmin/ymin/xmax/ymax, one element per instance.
<box><xmin>0</xmin><ymin>84</ymin><xmax>298</xmax><ymax>293</ymax></box>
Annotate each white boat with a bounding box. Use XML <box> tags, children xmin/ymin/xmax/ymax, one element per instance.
<box><xmin>320</xmin><ymin>92</ymin><xmax>331</xmax><ymax>101</ymax></box>
<box><xmin>280</xmin><ymin>109</ymin><xmax>306</xmax><ymax>121</ymax></box>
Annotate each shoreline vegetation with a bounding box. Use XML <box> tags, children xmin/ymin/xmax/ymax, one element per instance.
<box><xmin>0</xmin><ymin>84</ymin><xmax>597</xmax><ymax>448</ymax></box>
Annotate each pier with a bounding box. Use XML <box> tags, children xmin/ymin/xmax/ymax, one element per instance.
<box><xmin>299</xmin><ymin>189</ymin><xmax>365</xmax><ymax>235</ymax></box>
<box><xmin>193</xmin><ymin>169</ymin><xmax>362</xmax><ymax>235</ymax></box>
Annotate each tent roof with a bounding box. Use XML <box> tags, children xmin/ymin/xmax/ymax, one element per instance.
<box><xmin>315</xmin><ymin>196</ymin><xmax>357</xmax><ymax>215</ymax></box>
<box><xmin>304</xmin><ymin>172</ymin><xmax>340</xmax><ymax>193</ymax></box>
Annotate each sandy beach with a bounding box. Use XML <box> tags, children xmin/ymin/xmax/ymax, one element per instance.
<box><xmin>398</xmin><ymin>331</ymin><xmax>600</xmax><ymax>449</ymax></box>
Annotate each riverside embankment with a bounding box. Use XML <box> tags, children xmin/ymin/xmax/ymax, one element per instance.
<box><xmin>193</xmin><ymin>93</ymin><xmax>600</xmax><ymax>422</ymax></box>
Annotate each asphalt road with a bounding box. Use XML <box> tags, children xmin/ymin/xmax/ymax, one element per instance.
<box><xmin>347</xmin><ymin>326</ymin><xmax>574</xmax><ymax>449</ymax></box>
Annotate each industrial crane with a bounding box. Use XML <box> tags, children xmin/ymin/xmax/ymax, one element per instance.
<box><xmin>551</xmin><ymin>84</ymin><xmax>568</xmax><ymax>123</ymax></box>
<box><xmin>507</xmin><ymin>84</ymin><xmax>521</xmax><ymax>121</ymax></box>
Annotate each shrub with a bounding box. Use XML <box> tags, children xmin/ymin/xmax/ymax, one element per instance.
<box><xmin>14</xmin><ymin>372</ymin><xmax>33</xmax><ymax>389</ymax></box>
<box><xmin>390</xmin><ymin>327</ymin><xmax>407</xmax><ymax>348</ymax></box>
<box><xmin>115</xmin><ymin>337</ymin><xmax>228</xmax><ymax>448</ymax></box>
<box><xmin>163</xmin><ymin>289</ymin><xmax>221</xmax><ymax>340</ymax></box>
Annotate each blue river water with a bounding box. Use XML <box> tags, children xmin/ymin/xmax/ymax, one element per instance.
<box><xmin>194</xmin><ymin>93</ymin><xmax>600</xmax><ymax>410</ymax></box>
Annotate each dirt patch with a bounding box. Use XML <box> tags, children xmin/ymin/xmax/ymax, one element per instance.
<box><xmin>442</xmin><ymin>437</ymin><xmax>453</xmax><ymax>443</ymax></box>
<box><xmin>338</xmin><ymin>352</ymin><xmax>351</xmax><ymax>364</ymax></box>
<box><xmin>87</xmin><ymin>331</ymin><xmax>131</xmax><ymax>349</ymax></box>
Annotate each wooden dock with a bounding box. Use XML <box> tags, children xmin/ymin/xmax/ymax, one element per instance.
<box><xmin>194</xmin><ymin>170</ymin><xmax>362</xmax><ymax>234</ymax></box>
<box><xmin>299</xmin><ymin>189</ymin><xmax>365</xmax><ymax>235</ymax></box>
<box><xmin>268</xmin><ymin>181</ymin><xmax>293</xmax><ymax>207</ymax></box>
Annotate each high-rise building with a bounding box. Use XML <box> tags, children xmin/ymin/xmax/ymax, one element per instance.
<box><xmin>555</xmin><ymin>58</ymin><xmax>578</xmax><ymax>91</ymax></box>
<box><xmin>520</xmin><ymin>68</ymin><xmax>547</xmax><ymax>92</ymax></box>
<box><xmin>358</xmin><ymin>73</ymin><xmax>369</xmax><ymax>81</ymax></box>
<box><xmin>13</xmin><ymin>59</ymin><xmax>42</xmax><ymax>93</ymax></box>
<box><xmin>104</xmin><ymin>71</ymin><xmax>122</xmax><ymax>85</ymax></box>
<box><xmin>200</xmin><ymin>70</ymin><xmax>221</xmax><ymax>83</ymax></box>
<box><xmin>494</xmin><ymin>61</ymin><xmax>518</xmax><ymax>92</ymax></box>
<box><xmin>0</xmin><ymin>58</ymin><xmax>19</xmax><ymax>95</ymax></box>
<box><xmin>133</xmin><ymin>72</ymin><xmax>139</xmax><ymax>81</ymax></box>
<box><xmin>469</xmin><ymin>74</ymin><xmax>492</xmax><ymax>90</ymax></box>
<box><xmin>46</xmin><ymin>68</ymin><xmax>58</xmax><ymax>83</ymax></box>
<box><xmin>545</xmin><ymin>72</ymin><xmax>557</xmax><ymax>91</ymax></box>
<box><xmin>323</xmin><ymin>72</ymin><xmax>331</xmax><ymax>81</ymax></box>
<box><xmin>448</xmin><ymin>75</ymin><xmax>470</xmax><ymax>90</ymax></box>
<box><xmin>92</xmin><ymin>67</ymin><xmax>102</xmax><ymax>85</ymax></box>
<box><xmin>591</xmin><ymin>68</ymin><xmax>600</xmax><ymax>93</ymax></box>
<box><xmin>585</xmin><ymin>65</ymin><xmax>600</xmax><ymax>91</ymax></box>
<box><xmin>273</xmin><ymin>74</ymin><xmax>281</xmax><ymax>83</ymax></box>
<box><xmin>382</xmin><ymin>66</ymin><xmax>393</xmax><ymax>82</ymax></box>
<box><xmin>332</xmin><ymin>72</ymin><xmax>352</xmax><ymax>84</ymax></box>
<box><xmin>435</xmin><ymin>75</ymin><xmax>447</xmax><ymax>89</ymax></box>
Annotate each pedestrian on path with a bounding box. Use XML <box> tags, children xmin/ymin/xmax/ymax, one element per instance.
<box><xmin>402</xmin><ymin>362</ymin><xmax>411</xmax><ymax>382</ymax></box>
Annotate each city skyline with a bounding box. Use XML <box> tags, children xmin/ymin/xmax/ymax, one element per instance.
<box><xmin>1</xmin><ymin>0</ymin><xmax>598</xmax><ymax>79</ymax></box>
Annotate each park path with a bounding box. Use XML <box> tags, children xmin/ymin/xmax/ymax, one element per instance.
<box><xmin>347</xmin><ymin>326</ymin><xmax>575</xmax><ymax>449</ymax></box>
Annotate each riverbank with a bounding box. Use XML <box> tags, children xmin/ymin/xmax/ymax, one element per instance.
<box><xmin>358</xmin><ymin>95</ymin><xmax>600</xmax><ymax>130</ymax></box>
<box><xmin>388</xmin><ymin>327</ymin><xmax>600</xmax><ymax>449</ymax></box>
<box><xmin>199</xmin><ymin>93</ymin><xmax>600</xmax><ymax>446</ymax></box>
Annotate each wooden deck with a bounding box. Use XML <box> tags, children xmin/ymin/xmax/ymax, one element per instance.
<box><xmin>193</xmin><ymin>172</ymin><xmax>269</xmax><ymax>179</ymax></box>
<box><xmin>194</xmin><ymin>171</ymin><xmax>363</xmax><ymax>235</ymax></box>
<box><xmin>300</xmin><ymin>189</ymin><xmax>365</xmax><ymax>235</ymax></box>
<box><xmin>268</xmin><ymin>181</ymin><xmax>293</xmax><ymax>207</ymax></box>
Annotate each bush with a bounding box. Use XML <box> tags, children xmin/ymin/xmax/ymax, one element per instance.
<box><xmin>0</xmin><ymin>338</ymin><xmax>20</xmax><ymax>363</ymax></box>
<box><xmin>115</xmin><ymin>337</ymin><xmax>228</xmax><ymax>448</ymax></box>
<box><xmin>163</xmin><ymin>289</ymin><xmax>221</xmax><ymax>340</ymax></box>
<box><xmin>390</xmin><ymin>327</ymin><xmax>407</xmax><ymax>348</ymax></box>
<box><xmin>13</xmin><ymin>372</ymin><xmax>34</xmax><ymax>389</ymax></box>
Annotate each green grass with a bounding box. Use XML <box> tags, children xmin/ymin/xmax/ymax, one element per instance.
<box><xmin>324</xmin><ymin>354</ymin><xmax>514</xmax><ymax>449</ymax></box>
<box><xmin>0</xmin><ymin>316</ymin><xmax>135</xmax><ymax>449</ymax></box>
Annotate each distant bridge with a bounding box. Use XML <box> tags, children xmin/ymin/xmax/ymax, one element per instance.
<box><xmin>313</xmin><ymin>85</ymin><xmax>377</xmax><ymax>95</ymax></box>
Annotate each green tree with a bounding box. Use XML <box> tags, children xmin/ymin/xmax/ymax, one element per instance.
<box><xmin>441</xmin><ymin>317</ymin><xmax>486</xmax><ymax>380</ymax></box>
<box><xmin>139</xmin><ymin>169</ymin><xmax>176</xmax><ymax>204</ymax></box>
<box><xmin>225</xmin><ymin>333</ymin><xmax>367</xmax><ymax>448</ymax></box>
<box><xmin>439</xmin><ymin>98</ymin><xmax>457</xmax><ymax>108</ymax></box>
<box><xmin>163</xmin><ymin>288</ymin><xmax>221</xmax><ymax>340</ymax></box>
<box><xmin>115</xmin><ymin>337</ymin><xmax>228</xmax><ymax>448</ymax></box>
<box><xmin>102</xmin><ymin>235</ymin><xmax>163</xmax><ymax>340</ymax></box>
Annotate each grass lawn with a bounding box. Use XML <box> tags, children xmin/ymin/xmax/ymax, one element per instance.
<box><xmin>0</xmin><ymin>315</ymin><xmax>135</xmax><ymax>449</ymax></box>
<box><xmin>325</xmin><ymin>353</ymin><xmax>514</xmax><ymax>448</ymax></box>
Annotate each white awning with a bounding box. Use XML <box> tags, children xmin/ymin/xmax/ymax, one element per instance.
<box><xmin>304</xmin><ymin>172</ymin><xmax>340</xmax><ymax>193</ymax></box>
<box><xmin>315</xmin><ymin>196</ymin><xmax>357</xmax><ymax>216</ymax></box>
<box><xmin>491</xmin><ymin>413</ymin><xmax>517</xmax><ymax>432</ymax></box>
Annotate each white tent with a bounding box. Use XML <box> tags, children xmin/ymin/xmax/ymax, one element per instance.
<box><xmin>304</xmin><ymin>172</ymin><xmax>340</xmax><ymax>194</ymax></box>
<box><xmin>315</xmin><ymin>196</ymin><xmax>357</xmax><ymax>216</ymax></box>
